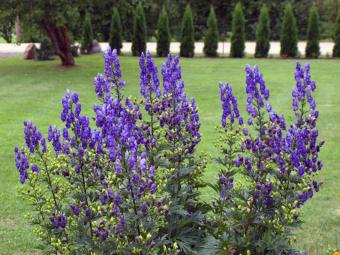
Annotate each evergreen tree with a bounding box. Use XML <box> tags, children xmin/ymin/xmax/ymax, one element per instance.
<box><xmin>203</xmin><ymin>6</ymin><xmax>219</xmax><ymax>57</ymax></box>
<box><xmin>230</xmin><ymin>2</ymin><xmax>245</xmax><ymax>58</ymax></box>
<box><xmin>132</xmin><ymin>2</ymin><xmax>147</xmax><ymax>56</ymax></box>
<box><xmin>306</xmin><ymin>4</ymin><xmax>320</xmax><ymax>58</ymax></box>
<box><xmin>81</xmin><ymin>12</ymin><xmax>94</xmax><ymax>54</ymax></box>
<box><xmin>180</xmin><ymin>5</ymin><xmax>195</xmax><ymax>57</ymax></box>
<box><xmin>333</xmin><ymin>9</ymin><xmax>340</xmax><ymax>58</ymax></box>
<box><xmin>156</xmin><ymin>7</ymin><xmax>170</xmax><ymax>57</ymax></box>
<box><xmin>109</xmin><ymin>7</ymin><xmax>123</xmax><ymax>54</ymax></box>
<box><xmin>280</xmin><ymin>3</ymin><xmax>298</xmax><ymax>57</ymax></box>
<box><xmin>255</xmin><ymin>4</ymin><xmax>270</xmax><ymax>58</ymax></box>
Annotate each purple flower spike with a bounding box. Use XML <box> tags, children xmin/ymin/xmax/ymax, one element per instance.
<box><xmin>245</xmin><ymin>64</ymin><xmax>269</xmax><ymax>117</ymax></box>
<box><xmin>23</xmin><ymin>120</ymin><xmax>44</xmax><ymax>153</ymax></box>
<box><xmin>139</xmin><ymin>51</ymin><xmax>161</xmax><ymax>100</ymax></box>
<box><xmin>219</xmin><ymin>82</ymin><xmax>240</xmax><ymax>127</ymax></box>
<box><xmin>14</xmin><ymin>147</ymin><xmax>29</xmax><ymax>184</ymax></box>
<box><xmin>292</xmin><ymin>62</ymin><xmax>318</xmax><ymax>119</ymax></box>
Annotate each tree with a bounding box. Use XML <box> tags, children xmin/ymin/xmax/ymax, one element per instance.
<box><xmin>0</xmin><ymin>0</ymin><xmax>15</xmax><ymax>43</ymax></box>
<box><xmin>12</xmin><ymin>0</ymin><xmax>79</xmax><ymax>66</ymax></box>
<box><xmin>280</xmin><ymin>3</ymin><xmax>298</xmax><ymax>57</ymax></box>
<box><xmin>292</xmin><ymin>0</ymin><xmax>313</xmax><ymax>40</ymax></box>
<box><xmin>132</xmin><ymin>2</ymin><xmax>147</xmax><ymax>56</ymax></box>
<box><xmin>81</xmin><ymin>13</ymin><xmax>94</xmax><ymax>54</ymax></box>
<box><xmin>333</xmin><ymin>9</ymin><xmax>340</xmax><ymax>58</ymax></box>
<box><xmin>255</xmin><ymin>4</ymin><xmax>270</xmax><ymax>58</ymax></box>
<box><xmin>0</xmin><ymin>14</ymin><xmax>14</xmax><ymax>43</ymax></box>
<box><xmin>156</xmin><ymin>7</ymin><xmax>170</xmax><ymax>57</ymax></box>
<box><xmin>230</xmin><ymin>2</ymin><xmax>245</xmax><ymax>58</ymax></box>
<box><xmin>180</xmin><ymin>4</ymin><xmax>195</xmax><ymax>57</ymax></box>
<box><xmin>109</xmin><ymin>7</ymin><xmax>123</xmax><ymax>54</ymax></box>
<box><xmin>204</xmin><ymin>6</ymin><xmax>219</xmax><ymax>57</ymax></box>
<box><xmin>306</xmin><ymin>4</ymin><xmax>320</xmax><ymax>58</ymax></box>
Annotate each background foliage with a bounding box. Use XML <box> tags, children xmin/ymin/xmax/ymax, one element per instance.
<box><xmin>156</xmin><ymin>7</ymin><xmax>170</xmax><ymax>57</ymax></box>
<box><xmin>132</xmin><ymin>2</ymin><xmax>147</xmax><ymax>56</ymax></box>
<box><xmin>180</xmin><ymin>4</ymin><xmax>195</xmax><ymax>57</ymax></box>
<box><xmin>203</xmin><ymin>6</ymin><xmax>219</xmax><ymax>57</ymax></box>
<box><xmin>109</xmin><ymin>7</ymin><xmax>123</xmax><ymax>54</ymax></box>
<box><xmin>280</xmin><ymin>3</ymin><xmax>298</xmax><ymax>58</ymax></box>
<box><xmin>306</xmin><ymin>4</ymin><xmax>320</xmax><ymax>58</ymax></box>
<box><xmin>230</xmin><ymin>3</ymin><xmax>245</xmax><ymax>58</ymax></box>
<box><xmin>2</xmin><ymin>0</ymin><xmax>339</xmax><ymax>44</ymax></box>
<box><xmin>255</xmin><ymin>4</ymin><xmax>270</xmax><ymax>58</ymax></box>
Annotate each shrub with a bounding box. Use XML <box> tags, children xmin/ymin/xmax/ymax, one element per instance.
<box><xmin>109</xmin><ymin>7</ymin><xmax>123</xmax><ymax>55</ymax></box>
<box><xmin>180</xmin><ymin>5</ymin><xmax>195</xmax><ymax>57</ymax></box>
<box><xmin>156</xmin><ymin>7</ymin><xmax>170</xmax><ymax>57</ymax></box>
<box><xmin>81</xmin><ymin>13</ymin><xmax>93</xmax><ymax>54</ymax></box>
<box><xmin>230</xmin><ymin>2</ymin><xmax>245</xmax><ymax>58</ymax></box>
<box><xmin>15</xmin><ymin>48</ymin><xmax>206</xmax><ymax>254</ymax></box>
<box><xmin>210</xmin><ymin>63</ymin><xmax>323</xmax><ymax>254</ymax></box>
<box><xmin>306</xmin><ymin>4</ymin><xmax>320</xmax><ymax>58</ymax></box>
<box><xmin>132</xmin><ymin>3</ymin><xmax>147</xmax><ymax>56</ymax></box>
<box><xmin>15</xmin><ymin>49</ymin><xmax>172</xmax><ymax>254</ymax></box>
<box><xmin>333</xmin><ymin>9</ymin><xmax>340</xmax><ymax>58</ymax></box>
<box><xmin>255</xmin><ymin>4</ymin><xmax>270</xmax><ymax>58</ymax></box>
<box><xmin>203</xmin><ymin>6</ymin><xmax>219</xmax><ymax>57</ymax></box>
<box><xmin>71</xmin><ymin>44</ymin><xmax>79</xmax><ymax>57</ymax></box>
<box><xmin>280</xmin><ymin>3</ymin><xmax>298</xmax><ymax>57</ymax></box>
<box><xmin>36</xmin><ymin>37</ymin><xmax>54</xmax><ymax>61</ymax></box>
<box><xmin>15</xmin><ymin>49</ymin><xmax>323</xmax><ymax>255</ymax></box>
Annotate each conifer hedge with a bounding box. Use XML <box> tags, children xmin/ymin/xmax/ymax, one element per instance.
<box><xmin>132</xmin><ymin>3</ymin><xmax>147</xmax><ymax>56</ymax></box>
<box><xmin>180</xmin><ymin>5</ymin><xmax>195</xmax><ymax>58</ymax></box>
<box><xmin>230</xmin><ymin>3</ymin><xmax>245</xmax><ymax>58</ymax></box>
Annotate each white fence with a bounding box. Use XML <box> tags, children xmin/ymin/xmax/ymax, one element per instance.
<box><xmin>0</xmin><ymin>41</ymin><xmax>335</xmax><ymax>57</ymax></box>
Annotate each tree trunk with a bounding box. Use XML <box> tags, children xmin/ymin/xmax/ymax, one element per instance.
<box><xmin>42</xmin><ymin>18</ymin><xmax>74</xmax><ymax>66</ymax></box>
<box><xmin>15</xmin><ymin>15</ymin><xmax>21</xmax><ymax>44</ymax></box>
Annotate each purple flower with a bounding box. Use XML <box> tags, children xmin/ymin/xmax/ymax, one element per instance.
<box><xmin>139</xmin><ymin>51</ymin><xmax>161</xmax><ymax>100</ymax></box>
<box><xmin>158</xmin><ymin>55</ymin><xmax>201</xmax><ymax>154</ymax></box>
<box><xmin>61</xmin><ymin>90</ymin><xmax>80</xmax><ymax>128</ymax></box>
<box><xmin>292</xmin><ymin>62</ymin><xmax>318</xmax><ymax>119</ymax></box>
<box><xmin>104</xmin><ymin>48</ymin><xmax>125</xmax><ymax>87</ymax></box>
<box><xmin>48</xmin><ymin>125</ymin><xmax>62</xmax><ymax>156</ymax></box>
<box><xmin>162</xmin><ymin>54</ymin><xmax>183</xmax><ymax>98</ymax></box>
<box><xmin>218</xmin><ymin>172</ymin><xmax>234</xmax><ymax>201</ymax></box>
<box><xmin>31</xmin><ymin>165</ymin><xmax>39</xmax><ymax>173</ymax></box>
<box><xmin>70</xmin><ymin>204</ymin><xmax>80</xmax><ymax>216</ymax></box>
<box><xmin>23</xmin><ymin>121</ymin><xmax>45</xmax><ymax>153</ymax></box>
<box><xmin>72</xmin><ymin>92</ymin><xmax>79</xmax><ymax>104</ymax></box>
<box><xmin>114</xmin><ymin>195</ymin><xmax>121</xmax><ymax>205</ymax></box>
<box><xmin>94</xmin><ymin>73</ymin><xmax>109</xmax><ymax>99</ymax></box>
<box><xmin>14</xmin><ymin>147</ymin><xmax>29</xmax><ymax>184</ymax></box>
<box><xmin>219</xmin><ymin>82</ymin><xmax>240</xmax><ymax>127</ymax></box>
<box><xmin>50</xmin><ymin>213</ymin><xmax>67</xmax><ymax>229</ymax></box>
<box><xmin>245</xmin><ymin>64</ymin><xmax>269</xmax><ymax>117</ymax></box>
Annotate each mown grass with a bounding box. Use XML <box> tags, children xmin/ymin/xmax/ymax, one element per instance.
<box><xmin>0</xmin><ymin>55</ymin><xmax>339</xmax><ymax>254</ymax></box>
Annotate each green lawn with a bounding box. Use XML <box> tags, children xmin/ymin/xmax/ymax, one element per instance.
<box><xmin>0</xmin><ymin>55</ymin><xmax>339</xmax><ymax>254</ymax></box>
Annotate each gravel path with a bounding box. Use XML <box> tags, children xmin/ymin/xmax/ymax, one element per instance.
<box><xmin>0</xmin><ymin>41</ymin><xmax>335</xmax><ymax>57</ymax></box>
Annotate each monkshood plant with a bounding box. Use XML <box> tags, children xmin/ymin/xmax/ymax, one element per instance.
<box><xmin>210</xmin><ymin>63</ymin><xmax>324</xmax><ymax>255</ymax></box>
<box><xmin>14</xmin><ymin>49</ymin><xmax>206</xmax><ymax>254</ymax></box>
<box><xmin>15</xmin><ymin>49</ymin><xmax>178</xmax><ymax>254</ymax></box>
